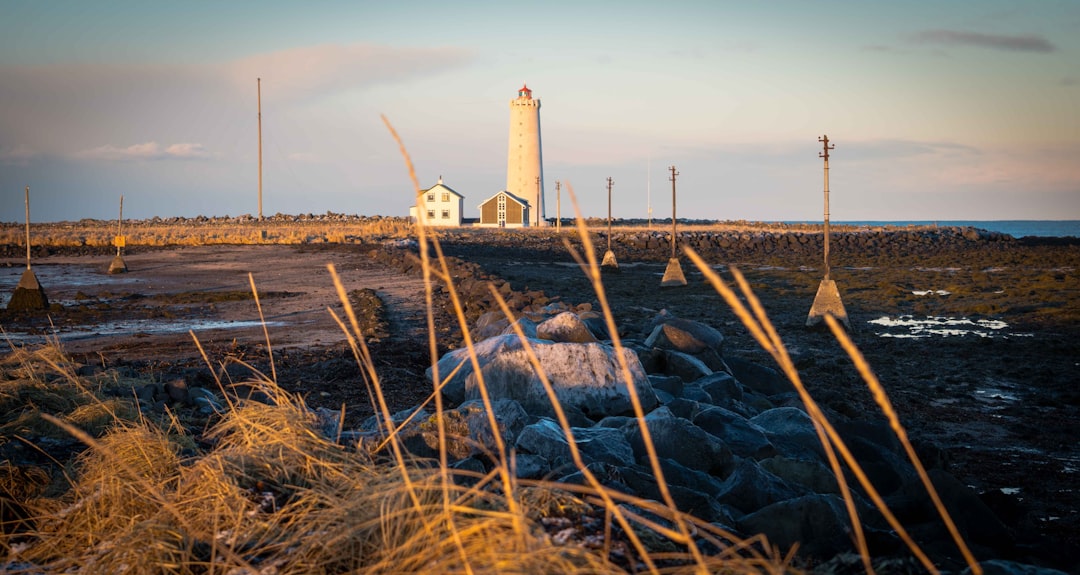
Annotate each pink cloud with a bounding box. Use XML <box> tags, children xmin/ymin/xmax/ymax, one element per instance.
<box><xmin>75</xmin><ymin>141</ymin><xmax>210</xmax><ymax>161</ymax></box>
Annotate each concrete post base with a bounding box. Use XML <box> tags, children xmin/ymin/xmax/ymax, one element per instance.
<box><xmin>661</xmin><ymin>258</ymin><xmax>687</xmax><ymax>287</ymax></box>
<box><xmin>806</xmin><ymin>278</ymin><xmax>850</xmax><ymax>329</ymax></box>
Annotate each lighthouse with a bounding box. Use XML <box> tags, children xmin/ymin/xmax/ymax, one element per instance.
<box><xmin>506</xmin><ymin>84</ymin><xmax>545</xmax><ymax>226</ymax></box>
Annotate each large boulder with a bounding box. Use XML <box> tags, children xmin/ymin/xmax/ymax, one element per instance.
<box><xmin>726</xmin><ymin>356</ymin><xmax>791</xmax><ymax>397</ymax></box>
<box><xmin>750</xmin><ymin>407</ymin><xmax>826</xmax><ymax>462</ymax></box>
<box><xmin>536</xmin><ymin>311</ymin><xmax>597</xmax><ymax>343</ymax></box>
<box><xmin>623</xmin><ymin>407</ymin><xmax>734</xmax><ymax>477</ymax></box>
<box><xmin>432</xmin><ymin>334</ymin><xmax>656</xmax><ymax>419</ymax></box>
<box><xmin>738</xmin><ymin>494</ymin><xmax>860</xmax><ymax>561</ymax></box>
<box><xmin>515</xmin><ymin>418</ymin><xmax>636</xmax><ymax>473</ymax></box>
<box><xmin>643</xmin><ymin>314</ymin><xmax>727</xmax><ymax>371</ymax></box>
<box><xmin>692</xmin><ymin>406</ymin><xmax>776</xmax><ymax>460</ymax></box>
<box><xmin>715</xmin><ymin>458</ymin><xmax>804</xmax><ymax>514</ymax></box>
<box><xmin>759</xmin><ymin>456</ymin><xmax>841</xmax><ymax>495</ymax></box>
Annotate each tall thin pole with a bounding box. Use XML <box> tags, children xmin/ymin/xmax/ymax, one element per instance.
<box><xmin>606</xmin><ymin>177</ymin><xmax>614</xmax><ymax>251</ymax></box>
<box><xmin>535</xmin><ymin>176</ymin><xmax>541</xmax><ymax>226</ymax></box>
<box><xmin>669</xmin><ymin>166</ymin><xmax>679</xmax><ymax>259</ymax></box>
<box><xmin>257</xmin><ymin>77</ymin><xmax>263</xmax><ymax>221</ymax></box>
<box><xmin>819</xmin><ymin>135</ymin><xmax>834</xmax><ymax>280</ymax></box>
<box><xmin>556</xmin><ymin>180</ymin><xmax>561</xmax><ymax>231</ymax></box>
<box><xmin>647</xmin><ymin>157</ymin><xmax>652</xmax><ymax>229</ymax></box>
<box><xmin>116</xmin><ymin>195</ymin><xmax>124</xmax><ymax>257</ymax></box>
<box><xmin>24</xmin><ymin>186</ymin><xmax>31</xmax><ymax>270</ymax></box>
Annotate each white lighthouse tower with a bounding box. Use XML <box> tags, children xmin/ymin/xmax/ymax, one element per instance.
<box><xmin>506</xmin><ymin>83</ymin><xmax>545</xmax><ymax>226</ymax></box>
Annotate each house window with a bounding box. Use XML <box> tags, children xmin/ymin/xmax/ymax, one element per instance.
<box><xmin>441</xmin><ymin>192</ymin><xmax>449</xmax><ymax>202</ymax></box>
<box><xmin>441</xmin><ymin>210</ymin><xmax>450</xmax><ymax>219</ymax></box>
<box><xmin>427</xmin><ymin>210</ymin><xmax>435</xmax><ymax>219</ymax></box>
<box><xmin>427</xmin><ymin>193</ymin><xmax>435</xmax><ymax>202</ymax></box>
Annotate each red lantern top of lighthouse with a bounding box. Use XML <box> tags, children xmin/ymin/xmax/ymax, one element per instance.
<box><xmin>517</xmin><ymin>84</ymin><xmax>532</xmax><ymax>99</ymax></box>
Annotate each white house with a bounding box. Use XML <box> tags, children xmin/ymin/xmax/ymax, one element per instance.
<box><xmin>410</xmin><ymin>177</ymin><xmax>464</xmax><ymax>226</ymax></box>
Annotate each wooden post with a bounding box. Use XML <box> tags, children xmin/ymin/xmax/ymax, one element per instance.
<box><xmin>660</xmin><ymin>166</ymin><xmax>686</xmax><ymax>286</ymax></box>
<box><xmin>24</xmin><ymin>186</ymin><xmax>30</xmax><ymax>270</ymax></box>
<box><xmin>116</xmin><ymin>195</ymin><xmax>123</xmax><ymax>257</ymax></box>
<box><xmin>556</xmin><ymin>180</ymin><xmax>561</xmax><ymax>231</ymax></box>
<box><xmin>820</xmin><ymin>135</ymin><xmax>834</xmax><ymax>280</ymax></box>
<box><xmin>109</xmin><ymin>195</ymin><xmax>128</xmax><ymax>273</ymax></box>
<box><xmin>606</xmin><ymin>177</ymin><xmax>613</xmax><ymax>252</ymax></box>
<box><xmin>807</xmin><ymin>135</ymin><xmax>849</xmax><ymax>329</ymax></box>
<box><xmin>670</xmin><ymin>166</ymin><xmax>677</xmax><ymax>259</ymax></box>
<box><xmin>601</xmin><ymin>177</ymin><xmax>618</xmax><ymax>269</ymax></box>
<box><xmin>9</xmin><ymin>186</ymin><xmax>49</xmax><ymax>310</ymax></box>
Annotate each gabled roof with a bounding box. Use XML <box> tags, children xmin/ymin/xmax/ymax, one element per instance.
<box><xmin>478</xmin><ymin>190</ymin><xmax>530</xmax><ymax>208</ymax></box>
<box><xmin>419</xmin><ymin>179</ymin><xmax>464</xmax><ymax>199</ymax></box>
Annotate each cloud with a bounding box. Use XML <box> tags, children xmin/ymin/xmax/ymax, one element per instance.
<box><xmin>75</xmin><ymin>141</ymin><xmax>210</xmax><ymax>161</ymax></box>
<box><xmin>0</xmin><ymin>144</ymin><xmax>38</xmax><ymax>166</ymax></box>
<box><xmin>226</xmin><ymin>43</ymin><xmax>473</xmax><ymax>104</ymax></box>
<box><xmin>911</xmin><ymin>29</ymin><xmax>1056</xmax><ymax>53</ymax></box>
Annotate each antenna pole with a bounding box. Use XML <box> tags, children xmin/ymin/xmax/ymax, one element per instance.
<box><xmin>116</xmin><ymin>195</ymin><xmax>124</xmax><ymax>257</ymax></box>
<box><xmin>606</xmin><ymin>177</ymin><xmax>614</xmax><ymax>251</ymax></box>
<box><xmin>647</xmin><ymin>157</ymin><xmax>652</xmax><ymax>229</ymax></box>
<box><xmin>257</xmin><ymin>77</ymin><xmax>264</xmax><ymax>221</ymax></box>
<box><xmin>669</xmin><ymin>166</ymin><xmax>679</xmax><ymax>259</ymax></box>
<box><xmin>819</xmin><ymin>135</ymin><xmax>835</xmax><ymax>280</ymax></box>
<box><xmin>556</xmin><ymin>180</ymin><xmax>561</xmax><ymax>231</ymax></box>
<box><xmin>24</xmin><ymin>186</ymin><xmax>31</xmax><ymax>270</ymax></box>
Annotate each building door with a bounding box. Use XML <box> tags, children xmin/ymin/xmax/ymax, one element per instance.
<box><xmin>497</xmin><ymin>194</ymin><xmax>506</xmax><ymax>226</ymax></box>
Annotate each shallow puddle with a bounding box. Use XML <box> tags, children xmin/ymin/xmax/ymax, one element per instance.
<box><xmin>868</xmin><ymin>315</ymin><xmax>1030</xmax><ymax>338</ymax></box>
<box><xmin>3</xmin><ymin>318</ymin><xmax>284</xmax><ymax>347</ymax></box>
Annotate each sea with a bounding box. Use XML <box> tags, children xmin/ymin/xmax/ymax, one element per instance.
<box><xmin>780</xmin><ymin>220</ymin><xmax>1080</xmax><ymax>238</ymax></box>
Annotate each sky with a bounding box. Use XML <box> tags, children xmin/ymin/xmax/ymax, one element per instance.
<box><xmin>1</xmin><ymin>0</ymin><xmax>1078</xmax><ymax>223</ymax></box>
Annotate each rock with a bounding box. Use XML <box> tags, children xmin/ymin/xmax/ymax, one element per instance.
<box><xmin>759</xmin><ymin>456</ymin><xmax>840</xmax><ymax>495</ymax></box>
<box><xmin>963</xmin><ymin>560</ymin><xmax>1070</xmax><ymax>575</ymax></box>
<box><xmin>163</xmin><ymin>378</ymin><xmax>189</xmax><ymax>403</ymax></box>
<box><xmin>473</xmin><ymin>309</ymin><xmax>509</xmax><ymax>341</ymax></box>
<box><xmin>511</xmin><ymin>453</ymin><xmax>551</xmax><ymax>479</ymax></box>
<box><xmin>360</xmin><ymin>406</ymin><xmax>430</xmax><ymax>433</ymax></box>
<box><xmin>715</xmin><ymin>458</ymin><xmax>803</xmax><ymax>514</ymax></box>
<box><xmin>499</xmin><ymin>317</ymin><xmax>539</xmax><ymax>340</ymax></box>
<box><xmin>432</xmin><ymin>334</ymin><xmax>656</xmax><ymax>420</ymax></box>
<box><xmin>887</xmin><ymin>468</ymin><xmax>1014</xmax><ymax>554</ymax></box>
<box><xmin>660</xmin><ymin>350</ymin><xmax>713</xmax><ymax>382</ymax></box>
<box><xmin>624</xmin><ymin>407</ymin><xmax>733</xmax><ymax>476</ymax></box>
<box><xmin>726</xmin><ymin>356</ymin><xmax>790</xmax><ymax>396</ymax></box>
<box><xmin>581</xmin><ymin>316</ymin><xmax>611</xmax><ymax>341</ymax></box>
<box><xmin>738</xmin><ymin>493</ymin><xmax>859</xmax><ymax>561</ymax></box>
<box><xmin>648</xmin><ymin>374</ymin><xmax>684</xmax><ymax>397</ymax></box>
<box><xmin>692</xmin><ymin>406</ymin><xmax>776</xmax><ymax>460</ymax></box>
<box><xmin>749</xmin><ymin>407</ymin><xmax>825</xmax><ymax>462</ymax></box>
<box><xmin>644</xmin><ymin>315</ymin><xmax>725</xmax><ymax>356</ymax></box>
<box><xmin>695</xmin><ymin>371</ymin><xmax>743</xmax><ymax>404</ymax></box>
<box><xmin>643</xmin><ymin>314</ymin><xmax>727</xmax><ymax>371</ymax></box>
<box><xmin>536</xmin><ymin>311</ymin><xmax>597</xmax><ymax>343</ymax></box>
<box><xmin>460</xmin><ymin>398</ymin><xmax>530</xmax><ymax>456</ymax></box>
<box><xmin>515</xmin><ymin>418</ymin><xmax>635</xmax><ymax>473</ymax></box>
<box><xmin>618</xmin><ymin>464</ymin><xmax>729</xmax><ymax>524</ymax></box>
<box><xmin>679</xmin><ymin>384</ymin><xmax>714</xmax><ymax>404</ymax></box>
<box><xmin>189</xmin><ymin>388</ymin><xmax>224</xmax><ymax>415</ymax></box>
